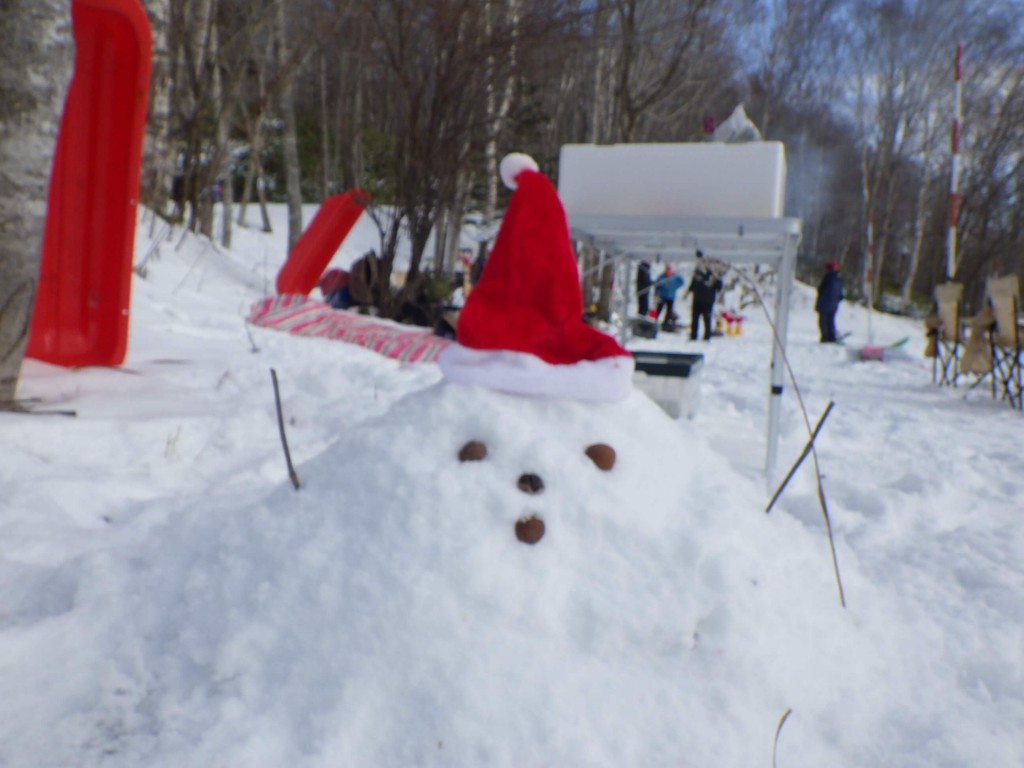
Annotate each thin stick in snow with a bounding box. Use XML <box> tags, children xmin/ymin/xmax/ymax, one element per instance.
<box><xmin>270</xmin><ymin>367</ymin><xmax>300</xmax><ymax>490</ymax></box>
<box><xmin>728</xmin><ymin>267</ymin><xmax>846</xmax><ymax>608</ymax></box>
<box><xmin>244</xmin><ymin>320</ymin><xmax>260</xmax><ymax>353</ymax></box>
<box><xmin>772</xmin><ymin>708</ymin><xmax>792</xmax><ymax>768</ymax></box>
<box><xmin>0</xmin><ymin>400</ymin><xmax>77</xmax><ymax>417</ymax></box>
<box><xmin>765</xmin><ymin>401</ymin><xmax>834</xmax><ymax>514</ymax></box>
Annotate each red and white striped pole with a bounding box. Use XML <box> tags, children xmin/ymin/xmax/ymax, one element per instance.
<box><xmin>947</xmin><ymin>44</ymin><xmax>963</xmax><ymax>280</ymax></box>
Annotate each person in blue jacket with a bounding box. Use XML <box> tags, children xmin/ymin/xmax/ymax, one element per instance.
<box><xmin>815</xmin><ymin>260</ymin><xmax>843</xmax><ymax>342</ymax></box>
<box><xmin>654</xmin><ymin>265</ymin><xmax>684</xmax><ymax>331</ymax></box>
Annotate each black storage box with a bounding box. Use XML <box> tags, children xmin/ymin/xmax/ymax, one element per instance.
<box><xmin>631</xmin><ymin>351</ymin><xmax>704</xmax><ymax>418</ymax></box>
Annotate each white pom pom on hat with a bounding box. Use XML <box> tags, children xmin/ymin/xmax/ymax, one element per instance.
<box><xmin>499</xmin><ymin>152</ymin><xmax>540</xmax><ymax>190</ymax></box>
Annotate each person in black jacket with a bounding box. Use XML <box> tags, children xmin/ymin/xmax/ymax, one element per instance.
<box><xmin>816</xmin><ymin>260</ymin><xmax>843</xmax><ymax>342</ymax></box>
<box><xmin>636</xmin><ymin>259</ymin><xmax>652</xmax><ymax>317</ymax></box>
<box><xmin>687</xmin><ymin>250</ymin><xmax>723</xmax><ymax>341</ymax></box>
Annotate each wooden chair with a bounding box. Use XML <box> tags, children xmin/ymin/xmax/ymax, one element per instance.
<box><xmin>925</xmin><ymin>282</ymin><xmax>963</xmax><ymax>387</ymax></box>
<box><xmin>985</xmin><ymin>275</ymin><xmax>1023</xmax><ymax>409</ymax></box>
<box><xmin>960</xmin><ymin>304</ymin><xmax>993</xmax><ymax>382</ymax></box>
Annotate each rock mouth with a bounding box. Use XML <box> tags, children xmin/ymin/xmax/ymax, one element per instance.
<box><xmin>514</xmin><ymin>515</ymin><xmax>545</xmax><ymax>544</ymax></box>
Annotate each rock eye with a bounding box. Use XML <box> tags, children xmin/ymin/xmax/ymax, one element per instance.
<box><xmin>516</xmin><ymin>473</ymin><xmax>544</xmax><ymax>494</ymax></box>
<box><xmin>458</xmin><ymin>440</ymin><xmax>488</xmax><ymax>462</ymax></box>
<box><xmin>584</xmin><ymin>443</ymin><xmax>616</xmax><ymax>471</ymax></box>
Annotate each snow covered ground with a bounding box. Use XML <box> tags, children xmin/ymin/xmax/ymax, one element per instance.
<box><xmin>1</xmin><ymin>204</ymin><xmax>1022</xmax><ymax>767</ymax></box>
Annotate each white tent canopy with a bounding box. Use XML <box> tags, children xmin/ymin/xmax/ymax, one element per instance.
<box><xmin>557</xmin><ymin>143</ymin><xmax>802</xmax><ymax>481</ymax></box>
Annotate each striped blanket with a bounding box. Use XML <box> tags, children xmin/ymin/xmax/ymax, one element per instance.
<box><xmin>248</xmin><ymin>295</ymin><xmax>452</xmax><ymax>364</ymax></box>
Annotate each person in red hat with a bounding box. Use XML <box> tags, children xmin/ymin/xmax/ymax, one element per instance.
<box><xmin>815</xmin><ymin>260</ymin><xmax>843</xmax><ymax>343</ymax></box>
<box><xmin>438</xmin><ymin>153</ymin><xmax>634</xmax><ymax>402</ymax></box>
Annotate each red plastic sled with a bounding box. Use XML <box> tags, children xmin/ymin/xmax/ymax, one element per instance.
<box><xmin>26</xmin><ymin>0</ymin><xmax>152</xmax><ymax>367</ymax></box>
<box><xmin>275</xmin><ymin>189</ymin><xmax>369</xmax><ymax>296</ymax></box>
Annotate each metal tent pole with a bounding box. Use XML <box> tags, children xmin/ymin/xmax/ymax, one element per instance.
<box><xmin>620</xmin><ymin>253</ymin><xmax>632</xmax><ymax>347</ymax></box>
<box><xmin>765</xmin><ymin>231</ymin><xmax>799</xmax><ymax>482</ymax></box>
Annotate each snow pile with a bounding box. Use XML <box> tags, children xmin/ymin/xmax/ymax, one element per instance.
<box><xmin>0</xmin><ymin>205</ymin><xmax>1021</xmax><ymax>767</ymax></box>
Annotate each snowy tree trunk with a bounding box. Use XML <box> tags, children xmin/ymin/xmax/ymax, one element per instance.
<box><xmin>860</xmin><ymin>149</ymin><xmax>874</xmax><ymax>306</ymax></box>
<box><xmin>217</xmin><ymin>101</ymin><xmax>234</xmax><ymax>249</ymax></box>
<box><xmin>280</xmin><ymin>92</ymin><xmax>303</xmax><ymax>251</ymax></box>
<box><xmin>197</xmin><ymin>13</ymin><xmax>224</xmax><ymax>240</ymax></box>
<box><xmin>320</xmin><ymin>54</ymin><xmax>332</xmax><ymax>198</ymax></box>
<box><xmin>432</xmin><ymin>200</ymin><xmax>449</xmax><ymax>274</ymax></box>
<box><xmin>276</xmin><ymin>0</ymin><xmax>303</xmax><ymax>252</ymax></box>
<box><xmin>589</xmin><ymin>0</ymin><xmax>610</xmax><ymax>144</ymax></box>
<box><xmin>208</xmin><ymin>18</ymin><xmax>235</xmax><ymax>249</ymax></box>
<box><xmin>173</xmin><ymin>0</ymin><xmax>214</xmax><ymax>233</ymax></box>
<box><xmin>482</xmin><ymin>0</ymin><xmax>518</xmax><ymax>225</ymax></box>
<box><xmin>578</xmin><ymin>244</ymin><xmax>599</xmax><ymax>321</ymax></box>
<box><xmin>238</xmin><ymin>117</ymin><xmax>266</xmax><ymax>230</ymax></box>
<box><xmin>873</xmin><ymin>170</ymin><xmax>900</xmax><ymax>303</ymax></box>
<box><xmin>901</xmin><ymin>172</ymin><xmax>932</xmax><ymax>307</ymax></box>
<box><xmin>0</xmin><ymin>0</ymin><xmax>74</xmax><ymax>403</ymax></box>
<box><xmin>140</xmin><ymin>0</ymin><xmax>174</xmax><ymax>217</ymax></box>
<box><xmin>855</xmin><ymin>73</ymin><xmax>874</xmax><ymax>306</ymax></box>
<box><xmin>349</xmin><ymin>77</ymin><xmax>365</xmax><ymax>189</ymax></box>
<box><xmin>256</xmin><ymin>172</ymin><xmax>273</xmax><ymax>233</ymax></box>
<box><xmin>238</xmin><ymin>31</ymin><xmax>274</xmax><ymax>232</ymax></box>
<box><xmin>482</xmin><ymin>0</ymin><xmax>499</xmax><ymax>222</ymax></box>
<box><xmin>435</xmin><ymin>171</ymin><xmax>470</xmax><ymax>277</ymax></box>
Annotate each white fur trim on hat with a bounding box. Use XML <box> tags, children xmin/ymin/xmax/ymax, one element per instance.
<box><xmin>499</xmin><ymin>152</ymin><xmax>540</xmax><ymax>190</ymax></box>
<box><xmin>438</xmin><ymin>344</ymin><xmax>635</xmax><ymax>402</ymax></box>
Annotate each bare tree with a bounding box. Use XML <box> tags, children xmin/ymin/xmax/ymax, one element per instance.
<box><xmin>142</xmin><ymin>0</ymin><xmax>1024</xmax><ymax>318</ymax></box>
<box><xmin>746</xmin><ymin>0</ymin><xmax>851</xmax><ymax>256</ymax></box>
<box><xmin>606</xmin><ymin>0</ymin><xmax>744</xmax><ymax>142</ymax></box>
<box><xmin>951</xmin><ymin>9</ymin><xmax>1024</xmax><ymax>305</ymax></box>
<box><xmin>275</xmin><ymin>0</ymin><xmax>304</xmax><ymax>251</ymax></box>
<box><xmin>899</xmin><ymin>107</ymin><xmax>941</xmax><ymax>307</ymax></box>
<box><xmin>749</xmin><ymin>0</ymin><xmax>847</xmax><ymax>137</ymax></box>
<box><xmin>589</xmin><ymin>0</ymin><xmax>613</xmax><ymax>143</ymax></box>
<box><xmin>233</xmin><ymin>1</ymin><xmax>311</xmax><ymax>234</ymax></box>
<box><xmin>140</xmin><ymin>0</ymin><xmax>175</xmax><ymax>217</ymax></box>
<box><xmin>482</xmin><ymin>0</ymin><xmax>521</xmax><ymax>224</ymax></box>
<box><xmin>167</xmin><ymin>0</ymin><xmax>219</xmax><ymax>232</ymax></box>
<box><xmin>0</xmin><ymin>0</ymin><xmax>74</xmax><ymax>405</ymax></box>
<box><xmin>840</xmin><ymin>1</ymin><xmax>959</xmax><ymax>305</ymax></box>
<box><xmin>346</xmin><ymin>0</ymin><xmax>573</xmax><ymax>317</ymax></box>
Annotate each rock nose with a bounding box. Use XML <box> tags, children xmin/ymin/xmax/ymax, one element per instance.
<box><xmin>516</xmin><ymin>473</ymin><xmax>544</xmax><ymax>495</ymax></box>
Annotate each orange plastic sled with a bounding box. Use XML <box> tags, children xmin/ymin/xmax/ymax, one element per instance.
<box><xmin>26</xmin><ymin>0</ymin><xmax>152</xmax><ymax>368</ymax></box>
<box><xmin>275</xmin><ymin>189</ymin><xmax>369</xmax><ymax>296</ymax></box>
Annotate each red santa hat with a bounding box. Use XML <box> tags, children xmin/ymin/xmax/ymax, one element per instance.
<box><xmin>438</xmin><ymin>153</ymin><xmax>634</xmax><ymax>402</ymax></box>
